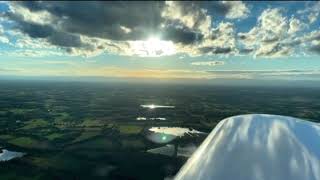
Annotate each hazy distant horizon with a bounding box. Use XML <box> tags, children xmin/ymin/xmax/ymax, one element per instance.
<box><xmin>1</xmin><ymin>74</ymin><xmax>320</xmax><ymax>88</ymax></box>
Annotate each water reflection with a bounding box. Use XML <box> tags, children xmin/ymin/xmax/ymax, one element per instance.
<box><xmin>136</xmin><ymin>117</ymin><xmax>147</xmax><ymax>121</ymax></box>
<box><xmin>0</xmin><ymin>149</ymin><xmax>25</xmax><ymax>162</ymax></box>
<box><xmin>147</xmin><ymin>144</ymin><xmax>197</xmax><ymax>158</ymax></box>
<box><xmin>175</xmin><ymin>114</ymin><xmax>320</xmax><ymax>180</ymax></box>
<box><xmin>146</xmin><ymin>127</ymin><xmax>207</xmax><ymax>144</ymax></box>
<box><xmin>146</xmin><ymin>132</ymin><xmax>177</xmax><ymax>144</ymax></box>
<box><xmin>149</xmin><ymin>127</ymin><xmax>206</xmax><ymax>137</ymax></box>
<box><xmin>141</xmin><ymin>104</ymin><xmax>175</xmax><ymax>109</ymax></box>
<box><xmin>150</xmin><ymin>117</ymin><xmax>167</xmax><ymax>121</ymax></box>
<box><xmin>147</xmin><ymin>144</ymin><xmax>176</xmax><ymax>156</ymax></box>
<box><xmin>136</xmin><ymin>117</ymin><xmax>167</xmax><ymax>121</ymax></box>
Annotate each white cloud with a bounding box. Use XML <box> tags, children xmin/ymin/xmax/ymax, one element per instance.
<box><xmin>183</xmin><ymin>22</ymin><xmax>237</xmax><ymax>57</ymax></box>
<box><xmin>8</xmin><ymin>3</ymin><xmax>55</xmax><ymax>25</ymax></box>
<box><xmin>161</xmin><ymin>1</ymin><xmax>212</xmax><ymax>36</ymax></box>
<box><xmin>0</xmin><ymin>24</ymin><xmax>9</xmax><ymax>44</ymax></box>
<box><xmin>288</xmin><ymin>17</ymin><xmax>307</xmax><ymax>35</ymax></box>
<box><xmin>191</xmin><ymin>61</ymin><xmax>225</xmax><ymax>66</ymax></box>
<box><xmin>308</xmin><ymin>13</ymin><xmax>318</xmax><ymax>24</ymax></box>
<box><xmin>0</xmin><ymin>36</ymin><xmax>9</xmax><ymax>44</ymax></box>
<box><xmin>302</xmin><ymin>30</ymin><xmax>320</xmax><ymax>42</ymax></box>
<box><xmin>298</xmin><ymin>2</ymin><xmax>320</xmax><ymax>24</ymax></box>
<box><xmin>238</xmin><ymin>8</ymin><xmax>307</xmax><ymax>58</ymax></box>
<box><xmin>299</xmin><ymin>30</ymin><xmax>320</xmax><ymax>54</ymax></box>
<box><xmin>259</xmin><ymin>8</ymin><xmax>287</xmax><ymax>37</ymax></box>
<box><xmin>208</xmin><ymin>22</ymin><xmax>236</xmax><ymax>48</ymax></box>
<box><xmin>0</xmin><ymin>2</ymin><xmax>317</xmax><ymax>59</ymax></box>
<box><xmin>255</xmin><ymin>43</ymin><xmax>293</xmax><ymax>58</ymax></box>
<box><xmin>222</xmin><ymin>1</ymin><xmax>250</xmax><ymax>19</ymax></box>
<box><xmin>120</xmin><ymin>26</ymin><xmax>132</xmax><ymax>34</ymax></box>
<box><xmin>15</xmin><ymin>34</ymin><xmax>53</xmax><ymax>49</ymax></box>
<box><xmin>0</xmin><ymin>49</ymin><xmax>64</xmax><ymax>57</ymax></box>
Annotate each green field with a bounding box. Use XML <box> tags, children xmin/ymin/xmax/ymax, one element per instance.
<box><xmin>0</xmin><ymin>80</ymin><xmax>320</xmax><ymax>179</ymax></box>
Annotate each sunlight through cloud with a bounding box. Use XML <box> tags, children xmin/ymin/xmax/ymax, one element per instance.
<box><xmin>130</xmin><ymin>37</ymin><xmax>176</xmax><ymax>57</ymax></box>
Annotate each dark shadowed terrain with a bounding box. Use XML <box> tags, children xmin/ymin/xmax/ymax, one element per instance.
<box><xmin>0</xmin><ymin>79</ymin><xmax>320</xmax><ymax>180</ymax></box>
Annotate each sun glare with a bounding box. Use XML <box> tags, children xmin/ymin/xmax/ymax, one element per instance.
<box><xmin>130</xmin><ymin>36</ymin><xmax>176</xmax><ymax>57</ymax></box>
<box><xmin>149</xmin><ymin>104</ymin><xmax>156</xmax><ymax>109</ymax></box>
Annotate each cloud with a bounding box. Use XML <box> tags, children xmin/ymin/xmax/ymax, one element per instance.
<box><xmin>254</xmin><ymin>43</ymin><xmax>293</xmax><ymax>58</ymax></box>
<box><xmin>191</xmin><ymin>61</ymin><xmax>225</xmax><ymax>66</ymax></box>
<box><xmin>0</xmin><ymin>68</ymin><xmax>22</xmax><ymax>72</ymax></box>
<box><xmin>238</xmin><ymin>8</ymin><xmax>307</xmax><ymax>58</ymax></box>
<box><xmin>309</xmin><ymin>43</ymin><xmax>320</xmax><ymax>54</ymax></box>
<box><xmin>0</xmin><ymin>49</ymin><xmax>64</xmax><ymax>57</ymax></box>
<box><xmin>2</xmin><ymin>1</ymin><xmax>318</xmax><ymax>59</ymax></box>
<box><xmin>1</xmin><ymin>1</ymin><xmax>251</xmax><ymax>57</ymax></box>
<box><xmin>220</xmin><ymin>1</ymin><xmax>250</xmax><ymax>19</ymax></box>
<box><xmin>288</xmin><ymin>17</ymin><xmax>307</xmax><ymax>35</ymax></box>
<box><xmin>0</xmin><ymin>24</ymin><xmax>9</xmax><ymax>44</ymax></box>
<box><xmin>0</xmin><ymin>35</ymin><xmax>9</xmax><ymax>44</ymax></box>
<box><xmin>42</xmin><ymin>60</ymin><xmax>75</xmax><ymax>66</ymax></box>
<box><xmin>161</xmin><ymin>24</ymin><xmax>204</xmax><ymax>45</ymax></box>
<box><xmin>3</xmin><ymin>1</ymin><xmax>201</xmax><ymax>57</ymax></box>
<box><xmin>258</xmin><ymin>8</ymin><xmax>287</xmax><ymax>35</ymax></box>
<box><xmin>298</xmin><ymin>1</ymin><xmax>320</xmax><ymax>24</ymax></box>
<box><xmin>161</xmin><ymin>1</ymin><xmax>212</xmax><ymax>36</ymax></box>
<box><xmin>196</xmin><ymin>1</ymin><xmax>250</xmax><ymax>19</ymax></box>
<box><xmin>8</xmin><ymin>1</ymin><xmax>164</xmax><ymax>41</ymax></box>
<box><xmin>299</xmin><ymin>30</ymin><xmax>320</xmax><ymax>55</ymax></box>
<box><xmin>191</xmin><ymin>22</ymin><xmax>237</xmax><ymax>56</ymax></box>
<box><xmin>199</xmin><ymin>46</ymin><xmax>233</xmax><ymax>54</ymax></box>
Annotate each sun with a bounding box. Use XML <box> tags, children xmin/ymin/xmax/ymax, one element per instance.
<box><xmin>130</xmin><ymin>36</ymin><xmax>176</xmax><ymax>57</ymax></box>
<box><xmin>145</xmin><ymin>37</ymin><xmax>163</xmax><ymax>52</ymax></box>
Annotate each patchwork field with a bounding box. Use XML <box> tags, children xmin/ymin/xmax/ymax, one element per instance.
<box><xmin>0</xmin><ymin>80</ymin><xmax>320</xmax><ymax>179</ymax></box>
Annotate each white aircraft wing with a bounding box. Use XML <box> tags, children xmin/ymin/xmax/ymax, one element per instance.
<box><xmin>174</xmin><ymin>114</ymin><xmax>320</xmax><ymax>180</ymax></box>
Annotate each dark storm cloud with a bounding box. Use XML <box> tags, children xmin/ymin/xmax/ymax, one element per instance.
<box><xmin>48</xmin><ymin>32</ymin><xmax>83</xmax><ymax>48</ymax></box>
<box><xmin>2</xmin><ymin>1</ymin><xmax>253</xmax><ymax>57</ymax></box>
<box><xmin>162</xmin><ymin>23</ymin><xmax>204</xmax><ymax>44</ymax></box>
<box><xmin>4</xmin><ymin>10</ymin><xmax>54</xmax><ymax>38</ymax></box>
<box><xmin>4</xmin><ymin>1</ymin><xmax>212</xmax><ymax>48</ymax></box>
<box><xmin>7</xmin><ymin>1</ymin><xmax>165</xmax><ymax>40</ymax></box>
<box><xmin>15</xmin><ymin>1</ymin><xmax>44</xmax><ymax>11</ymax></box>
<box><xmin>168</xmin><ymin>1</ymin><xmax>246</xmax><ymax>20</ymax></box>
<box><xmin>7</xmin><ymin>14</ymin><xmax>85</xmax><ymax>48</ymax></box>
<box><xmin>16</xmin><ymin>22</ymin><xmax>54</xmax><ymax>39</ymax></box>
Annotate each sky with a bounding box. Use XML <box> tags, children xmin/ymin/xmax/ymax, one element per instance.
<box><xmin>0</xmin><ymin>1</ymin><xmax>319</xmax><ymax>80</ymax></box>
